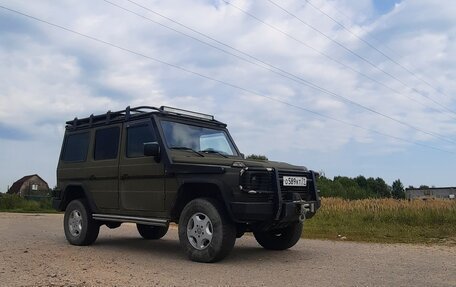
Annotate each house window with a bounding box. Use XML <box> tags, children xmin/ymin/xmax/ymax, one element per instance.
<box><xmin>127</xmin><ymin>124</ymin><xmax>156</xmax><ymax>158</ymax></box>
<box><xmin>61</xmin><ymin>132</ymin><xmax>90</xmax><ymax>162</ymax></box>
<box><xmin>94</xmin><ymin>127</ymin><xmax>120</xmax><ymax>160</ymax></box>
<box><xmin>31</xmin><ymin>184</ymin><xmax>38</xmax><ymax>191</ymax></box>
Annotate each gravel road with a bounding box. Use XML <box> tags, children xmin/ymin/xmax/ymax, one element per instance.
<box><xmin>0</xmin><ymin>213</ymin><xmax>454</xmax><ymax>287</ymax></box>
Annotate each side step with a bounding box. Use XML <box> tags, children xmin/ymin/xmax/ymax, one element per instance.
<box><xmin>92</xmin><ymin>214</ymin><xmax>169</xmax><ymax>227</ymax></box>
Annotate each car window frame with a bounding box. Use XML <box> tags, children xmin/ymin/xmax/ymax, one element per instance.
<box><xmin>61</xmin><ymin>130</ymin><xmax>91</xmax><ymax>163</ymax></box>
<box><xmin>93</xmin><ymin>126</ymin><xmax>121</xmax><ymax>161</ymax></box>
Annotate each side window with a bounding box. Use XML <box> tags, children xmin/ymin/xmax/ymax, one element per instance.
<box><xmin>94</xmin><ymin>127</ymin><xmax>120</xmax><ymax>160</ymax></box>
<box><xmin>62</xmin><ymin>132</ymin><xmax>90</xmax><ymax>162</ymax></box>
<box><xmin>127</xmin><ymin>124</ymin><xmax>156</xmax><ymax>158</ymax></box>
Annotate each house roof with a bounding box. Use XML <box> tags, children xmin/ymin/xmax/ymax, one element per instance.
<box><xmin>7</xmin><ymin>174</ymin><xmax>48</xmax><ymax>194</ymax></box>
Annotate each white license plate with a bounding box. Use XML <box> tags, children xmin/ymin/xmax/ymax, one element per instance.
<box><xmin>283</xmin><ymin>176</ymin><xmax>307</xmax><ymax>186</ymax></box>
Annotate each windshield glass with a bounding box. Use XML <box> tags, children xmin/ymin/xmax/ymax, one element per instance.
<box><xmin>161</xmin><ymin>121</ymin><xmax>237</xmax><ymax>156</ymax></box>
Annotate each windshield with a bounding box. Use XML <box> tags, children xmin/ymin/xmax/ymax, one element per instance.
<box><xmin>161</xmin><ymin>120</ymin><xmax>238</xmax><ymax>156</ymax></box>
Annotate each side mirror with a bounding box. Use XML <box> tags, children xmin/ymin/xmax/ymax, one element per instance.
<box><xmin>144</xmin><ymin>142</ymin><xmax>160</xmax><ymax>161</ymax></box>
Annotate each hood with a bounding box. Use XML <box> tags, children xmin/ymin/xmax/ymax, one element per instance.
<box><xmin>171</xmin><ymin>152</ymin><xmax>307</xmax><ymax>171</ymax></box>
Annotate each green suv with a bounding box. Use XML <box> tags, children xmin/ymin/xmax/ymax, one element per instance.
<box><xmin>52</xmin><ymin>106</ymin><xmax>320</xmax><ymax>262</ymax></box>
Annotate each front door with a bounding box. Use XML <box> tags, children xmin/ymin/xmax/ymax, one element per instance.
<box><xmin>119</xmin><ymin>119</ymin><xmax>165</xmax><ymax>212</ymax></box>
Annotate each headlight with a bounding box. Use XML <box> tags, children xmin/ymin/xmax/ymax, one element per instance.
<box><xmin>239</xmin><ymin>168</ymin><xmax>274</xmax><ymax>193</ymax></box>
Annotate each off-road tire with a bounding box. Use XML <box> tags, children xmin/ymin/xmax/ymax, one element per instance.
<box><xmin>137</xmin><ymin>224</ymin><xmax>169</xmax><ymax>240</ymax></box>
<box><xmin>253</xmin><ymin>222</ymin><xmax>303</xmax><ymax>250</ymax></box>
<box><xmin>64</xmin><ymin>199</ymin><xmax>100</xmax><ymax>246</ymax></box>
<box><xmin>178</xmin><ymin>198</ymin><xmax>236</xmax><ymax>263</ymax></box>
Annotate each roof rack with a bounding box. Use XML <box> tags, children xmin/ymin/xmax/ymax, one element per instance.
<box><xmin>159</xmin><ymin>106</ymin><xmax>214</xmax><ymax>121</ymax></box>
<box><xmin>66</xmin><ymin>106</ymin><xmax>161</xmax><ymax>129</ymax></box>
<box><xmin>65</xmin><ymin>105</ymin><xmax>224</xmax><ymax>129</ymax></box>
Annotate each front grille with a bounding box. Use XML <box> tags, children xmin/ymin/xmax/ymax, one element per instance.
<box><xmin>278</xmin><ymin>170</ymin><xmax>313</xmax><ymax>201</ymax></box>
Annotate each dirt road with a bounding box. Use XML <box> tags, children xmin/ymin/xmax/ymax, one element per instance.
<box><xmin>0</xmin><ymin>213</ymin><xmax>454</xmax><ymax>287</ymax></box>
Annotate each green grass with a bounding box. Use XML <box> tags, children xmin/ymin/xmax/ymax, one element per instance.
<box><xmin>303</xmin><ymin>197</ymin><xmax>456</xmax><ymax>245</ymax></box>
<box><xmin>0</xmin><ymin>194</ymin><xmax>57</xmax><ymax>213</ymax></box>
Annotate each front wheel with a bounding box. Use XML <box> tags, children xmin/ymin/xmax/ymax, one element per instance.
<box><xmin>253</xmin><ymin>222</ymin><xmax>303</xmax><ymax>250</ymax></box>
<box><xmin>178</xmin><ymin>198</ymin><xmax>236</xmax><ymax>263</ymax></box>
<box><xmin>63</xmin><ymin>199</ymin><xmax>100</xmax><ymax>246</ymax></box>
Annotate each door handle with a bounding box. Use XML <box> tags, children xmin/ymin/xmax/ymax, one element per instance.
<box><xmin>121</xmin><ymin>174</ymin><xmax>129</xmax><ymax>180</ymax></box>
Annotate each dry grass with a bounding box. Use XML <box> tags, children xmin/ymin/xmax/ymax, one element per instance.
<box><xmin>303</xmin><ymin>197</ymin><xmax>456</xmax><ymax>245</ymax></box>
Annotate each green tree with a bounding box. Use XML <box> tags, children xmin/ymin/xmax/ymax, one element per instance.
<box><xmin>246</xmin><ymin>154</ymin><xmax>268</xmax><ymax>161</ymax></box>
<box><xmin>392</xmin><ymin>179</ymin><xmax>405</xmax><ymax>199</ymax></box>
<box><xmin>376</xmin><ymin>177</ymin><xmax>391</xmax><ymax>198</ymax></box>
<box><xmin>365</xmin><ymin>177</ymin><xmax>391</xmax><ymax>198</ymax></box>
<box><xmin>355</xmin><ymin>175</ymin><xmax>367</xmax><ymax>189</ymax></box>
<box><xmin>317</xmin><ymin>175</ymin><xmax>394</xmax><ymax>200</ymax></box>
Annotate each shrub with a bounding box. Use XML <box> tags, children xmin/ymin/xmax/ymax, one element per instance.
<box><xmin>0</xmin><ymin>194</ymin><xmax>54</xmax><ymax>212</ymax></box>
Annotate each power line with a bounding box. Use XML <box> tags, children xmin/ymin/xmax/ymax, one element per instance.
<box><xmin>263</xmin><ymin>0</ymin><xmax>456</xmax><ymax>116</ymax></box>
<box><xmin>127</xmin><ymin>0</ymin><xmax>433</xmax><ymax>115</ymax></box>
<box><xmin>305</xmin><ymin>0</ymin><xmax>452</xmax><ymax>101</ymax></box>
<box><xmin>0</xmin><ymin>5</ymin><xmax>453</xmax><ymax>155</ymax></box>
<box><xmin>221</xmin><ymin>0</ymin><xmax>456</xmax><ymax>121</ymax></box>
<box><xmin>104</xmin><ymin>0</ymin><xmax>456</xmax><ymax>144</ymax></box>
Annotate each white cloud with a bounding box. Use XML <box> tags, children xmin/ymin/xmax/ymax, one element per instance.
<box><xmin>0</xmin><ymin>0</ymin><xmax>455</xmax><ymax>188</ymax></box>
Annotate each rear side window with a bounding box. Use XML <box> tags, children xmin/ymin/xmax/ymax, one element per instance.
<box><xmin>127</xmin><ymin>124</ymin><xmax>156</xmax><ymax>158</ymax></box>
<box><xmin>61</xmin><ymin>132</ymin><xmax>90</xmax><ymax>162</ymax></box>
<box><xmin>94</xmin><ymin>127</ymin><xmax>120</xmax><ymax>160</ymax></box>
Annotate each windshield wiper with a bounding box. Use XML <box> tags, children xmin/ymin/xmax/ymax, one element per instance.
<box><xmin>200</xmin><ymin>149</ymin><xmax>229</xmax><ymax>158</ymax></box>
<box><xmin>170</xmin><ymin>146</ymin><xmax>205</xmax><ymax>157</ymax></box>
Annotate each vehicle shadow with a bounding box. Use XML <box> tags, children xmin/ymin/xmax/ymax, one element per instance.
<box><xmin>92</xmin><ymin>234</ymin><xmax>314</xmax><ymax>264</ymax></box>
<box><xmin>93</xmin><ymin>236</ymin><xmax>184</xmax><ymax>259</ymax></box>
<box><xmin>227</xmin><ymin>245</ymin><xmax>315</xmax><ymax>264</ymax></box>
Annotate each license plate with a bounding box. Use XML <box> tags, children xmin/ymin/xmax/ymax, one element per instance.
<box><xmin>283</xmin><ymin>176</ymin><xmax>307</xmax><ymax>186</ymax></box>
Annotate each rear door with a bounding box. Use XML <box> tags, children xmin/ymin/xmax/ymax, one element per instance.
<box><xmin>119</xmin><ymin>119</ymin><xmax>165</xmax><ymax>211</ymax></box>
<box><xmin>89</xmin><ymin>124</ymin><xmax>121</xmax><ymax>210</ymax></box>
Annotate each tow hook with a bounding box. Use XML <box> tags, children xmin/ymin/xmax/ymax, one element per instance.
<box><xmin>299</xmin><ymin>209</ymin><xmax>306</xmax><ymax>222</ymax></box>
<box><xmin>292</xmin><ymin>200</ymin><xmax>313</xmax><ymax>222</ymax></box>
<box><xmin>299</xmin><ymin>204</ymin><xmax>308</xmax><ymax>222</ymax></box>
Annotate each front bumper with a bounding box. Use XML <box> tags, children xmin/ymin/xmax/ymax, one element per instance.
<box><xmin>232</xmin><ymin>169</ymin><xmax>321</xmax><ymax>223</ymax></box>
<box><xmin>231</xmin><ymin>200</ymin><xmax>319</xmax><ymax>223</ymax></box>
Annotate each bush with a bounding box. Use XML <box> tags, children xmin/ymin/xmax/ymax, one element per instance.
<box><xmin>246</xmin><ymin>154</ymin><xmax>268</xmax><ymax>161</ymax></box>
<box><xmin>318</xmin><ymin>175</ymin><xmax>392</xmax><ymax>200</ymax></box>
<box><xmin>0</xmin><ymin>194</ymin><xmax>54</xmax><ymax>212</ymax></box>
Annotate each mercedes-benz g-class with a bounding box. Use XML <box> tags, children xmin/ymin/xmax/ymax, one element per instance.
<box><xmin>52</xmin><ymin>106</ymin><xmax>320</xmax><ymax>262</ymax></box>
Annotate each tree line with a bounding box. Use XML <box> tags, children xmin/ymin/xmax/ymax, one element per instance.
<box><xmin>317</xmin><ymin>175</ymin><xmax>406</xmax><ymax>200</ymax></box>
<box><xmin>245</xmin><ymin>155</ymin><xmax>407</xmax><ymax>200</ymax></box>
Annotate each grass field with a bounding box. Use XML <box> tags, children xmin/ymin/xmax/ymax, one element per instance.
<box><xmin>303</xmin><ymin>197</ymin><xmax>456</xmax><ymax>245</ymax></box>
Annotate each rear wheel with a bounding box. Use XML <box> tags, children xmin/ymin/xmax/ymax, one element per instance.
<box><xmin>253</xmin><ymin>222</ymin><xmax>303</xmax><ymax>250</ymax></box>
<box><xmin>137</xmin><ymin>224</ymin><xmax>169</xmax><ymax>240</ymax></box>
<box><xmin>178</xmin><ymin>198</ymin><xmax>236</xmax><ymax>263</ymax></box>
<box><xmin>64</xmin><ymin>199</ymin><xmax>100</xmax><ymax>246</ymax></box>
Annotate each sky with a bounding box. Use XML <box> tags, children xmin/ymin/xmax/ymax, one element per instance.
<box><xmin>0</xmin><ymin>0</ymin><xmax>455</xmax><ymax>190</ymax></box>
